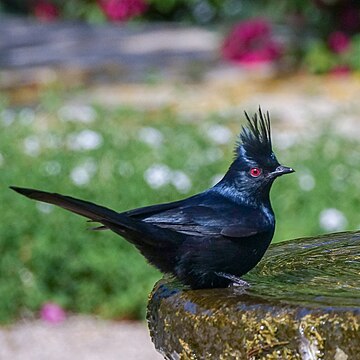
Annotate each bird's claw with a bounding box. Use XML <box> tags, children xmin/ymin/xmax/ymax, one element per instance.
<box><xmin>214</xmin><ymin>272</ymin><xmax>250</xmax><ymax>288</ymax></box>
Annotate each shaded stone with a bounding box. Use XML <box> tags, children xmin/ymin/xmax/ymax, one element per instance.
<box><xmin>147</xmin><ymin>231</ymin><xmax>360</xmax><ymax>359</ymax></box>
<box><xmin>0</xmin><ymin>16</ymin><xmax>219</xmax><ymax>85</ymax></box>
<box><xmin>0</xmin><ymin>16</ymin><xmax>222</xmax><ymax>104</ymax></box>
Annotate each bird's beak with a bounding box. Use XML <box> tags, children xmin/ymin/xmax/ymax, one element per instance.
<box><xmin>271</xmin><ymin>165</ymin><xmax>295</xmax><ymax>178</ymax></box>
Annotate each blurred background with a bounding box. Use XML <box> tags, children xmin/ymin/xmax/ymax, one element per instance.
<box><xmin>1</xmin><ymin>0</ymin><xmax>360</xmax><ymax>358</ymax></box>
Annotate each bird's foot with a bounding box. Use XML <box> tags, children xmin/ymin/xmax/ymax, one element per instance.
<box><xmin>214</xmin><ymin>272</ymin><xmax>250</xmax><ymax>288</ymax></box>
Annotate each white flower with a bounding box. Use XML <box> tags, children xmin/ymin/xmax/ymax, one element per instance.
<box><xmin>23</xmin><ymin>136</ymin><xmax>41</xmax><ymax>156</ymax></box>
<box><xmin>70</xmin><ymin>159</ymin><xmax>97</xmax><ymax>186</ymax></box>
<box><xmin>193</xmin><ymin>0</ymin><xmax>215</xmax><ymax>23</ymax></box>
<box><xmin>138</xmin><ymin>127</ymin><xmax>163</xmax><ymax>147</ymax></box>
<box><xmin>43</xmin><ymin>161</ymin><xmax>61</xmax><ymax>176</ymax></box>
<box><xmin>330</xmin><ymin>164</ymin><xmax>347</xmax><ymax>192</ymax></box>
<box><xmin>204</xmin><ymin>148</ymin><xmax>223</xmax><ymax>163</ymax></box>
<box><xmin>67</xmin><ymin>130</ymin><xmax>103</xmax><ymax>151</ymax></box>
<box><xmin>273</xmin><ymin>132</ymin><xmax>299</xmax><ymax>150</ymax></box>
<box><xmin>144</xmin><ymin>164</ymin><xmax>172</xmax><ymax>189</ymax></box>
<box><xmin>44</xmin><ymin>134</ymin><xmax>62</xmax><ymax>149</ymax></box>
<box><xmin>331</xmin><ymin>164</ymin><xmax>348</xmax><ymax>180</ymax></box>
<box><xmin>171</xmin><ymin>171</ymin><xmax>192</xmax><ymax>193</ymax></box>
<box><xmin>1</xmin><ymin>109</ymin><xmax>15</xmax><ymax>126</ymax></box>
<box><xmin>36</xmin><ymin>202</ymin><xmax>54</xmax><ymax>214</ymax></box>
<box><xmin>206</xmin><ymin>125</ymin><xmax>232</xmax><ymax>144</ymax></box>
<box><xmin>144</xmin><ymin>164</ymin><xmax>192</xmax><ymax>192</ymax></box>
<box><xmin>319</xmin><ymin>208</ymin><xmax>347</xmax><ymax>232</ymax></box>
<box><xmin>18</xmin><ymin>268</ymin><xmax>34</xmax><ymax>287</ymax></box>
<box><xmin>19</xmin><ymin>108</ymin><xmax>35</xmax><ymax>125</ymax></box>
<box><xmin>58</xmin><ymin>104</ymin><xmax>97</xmax><ymax>123</ymax></box>
<box><xmin>298</xmin><ymin>173</ymin><xmax>315</xmax><ymax>191</ymax></box>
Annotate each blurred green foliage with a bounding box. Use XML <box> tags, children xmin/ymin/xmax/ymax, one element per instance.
<box><xmin>1</xmin><ymin>91</ymin><xmax>359</xmax><ymax>324</ymax></box>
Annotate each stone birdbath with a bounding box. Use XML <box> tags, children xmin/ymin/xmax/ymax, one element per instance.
<box><xmin>147</xmin><ymin>231</ymin><xmax>360</xmax><ymax>359</ymax></box>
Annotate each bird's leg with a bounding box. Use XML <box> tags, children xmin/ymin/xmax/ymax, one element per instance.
<box><xmin>214</xmin><ymin>272</ymin><xmax>250</xmax><ymax>287</ymax></box>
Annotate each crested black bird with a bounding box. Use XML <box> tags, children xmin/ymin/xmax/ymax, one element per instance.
<box><xmin>10</xmin><ymin>109</ymin><xmax>294</xmax><ymax>289</ymax></box>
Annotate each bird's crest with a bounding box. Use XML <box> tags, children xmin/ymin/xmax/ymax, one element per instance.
<box><xmin>235</xmin><ymin>108</ymin><xmax>272</xmax><ymax>161</ymax></box>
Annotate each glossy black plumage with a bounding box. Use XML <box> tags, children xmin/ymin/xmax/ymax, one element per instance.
<box><xmin>10</xmin><ymin>109</ymin><xmax>294</xmax><ymax>289</ymax></box>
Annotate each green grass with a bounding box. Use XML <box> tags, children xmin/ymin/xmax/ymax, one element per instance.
<box><xmin>1</xmin><ymin>91</ymin><xmax>359</xmax><ymax>323</ymax></box>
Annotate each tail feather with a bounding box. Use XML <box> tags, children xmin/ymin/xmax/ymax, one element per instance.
<box><xmin>10</xmin><ymin>186</ymin><xmax>119</xmax><ymax>222</ymax></box>
<box><xmin>10</xmin><ymin>186</ymin><xmax>179</xmax><ymax>247</ymax></box>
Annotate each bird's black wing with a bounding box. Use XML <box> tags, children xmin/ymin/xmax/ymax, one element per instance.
<box><xmin>139</xmin><ymin>197</ymin><xmax>271</xmax><ymax>239</ymax></box>
<box><xmin>124</xmin><ymin>196</ymin><xmax>199</xmax><ymax>218</ymax></box>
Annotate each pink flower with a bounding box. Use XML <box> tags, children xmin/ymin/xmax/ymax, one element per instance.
<box><xmin>40</xmin><ymin>302</ymin><xmax>66</xmax><ymax>324</ymax></box>
<box><xmin>33</xmin><ymin>1</ymin><xmax>59</xmax><ymax>21</ymax></box>
<box><xmin>222</xmin><ymin>18</ymin><xmax>282</xmax><ymax>66</ymax></box>
<box><xmin>98</xmin><ymin>0</ymin><xmax>148</xmax><ymax>21</ymax></box>
<box><xmin>329</xmin><ymin>65</ymin><xmax>351</xmax><ymax>76</ymax></box>
<box><xmin>328</xmin><ymin>31</ymin><xmax>350</xmax><ymax>53</ymax></box>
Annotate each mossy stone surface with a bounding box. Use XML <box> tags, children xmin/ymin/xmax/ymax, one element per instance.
<box><xmin>147</xmin><ymin>231</ymin><xmax>360</xmax><ymax>359</ymax></box>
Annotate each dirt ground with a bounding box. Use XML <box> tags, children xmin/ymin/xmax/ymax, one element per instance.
<box><xmin>0</xmin><ymin>316</ymin><xmax>163</xmax><ymax>360</ymax></box>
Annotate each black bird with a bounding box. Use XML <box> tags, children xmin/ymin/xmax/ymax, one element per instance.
<box><xmin>10</xmin><ymin>109</ymin><xmax>294</xmax><ymax>289</ymax></box>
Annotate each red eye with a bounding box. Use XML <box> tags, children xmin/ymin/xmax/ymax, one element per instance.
<box><xmin>250</xmin><ymin>167</ymin><xmax>262</xmax><ymax>177</ymax></box>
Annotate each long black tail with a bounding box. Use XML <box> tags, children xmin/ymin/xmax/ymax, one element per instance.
<box><xmin>11</xmin><ymin>186</ymin><xmax>120</xmax><ymax>221</ymax></box>
<box><xmin>10</xmin><ymin>186</ymin><xmax>178</xmax><ymax>248</ymax></box>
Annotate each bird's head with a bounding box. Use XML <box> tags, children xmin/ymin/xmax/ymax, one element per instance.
<box><xmin>220</xmin><ymin>108</ymin><xmax>294</xmax><ymax>201</ymax></box>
